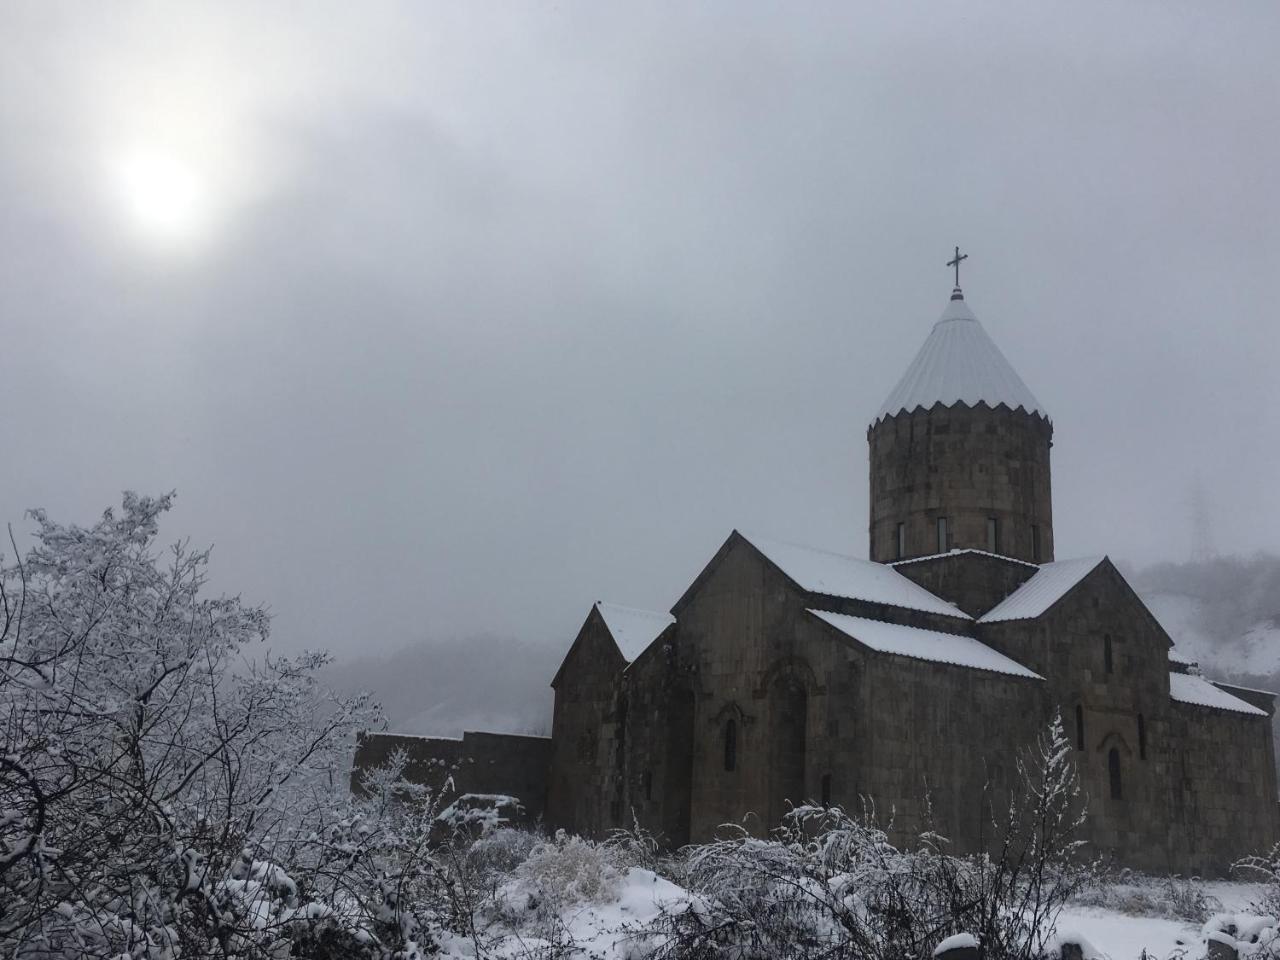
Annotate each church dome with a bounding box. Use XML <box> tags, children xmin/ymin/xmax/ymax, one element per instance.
<box><xmin>874</xmin><ymin>290</ymin><xmax>1047</xmax><ymax>425</ymax></box>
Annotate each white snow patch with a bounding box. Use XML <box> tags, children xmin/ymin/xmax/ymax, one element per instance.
<box><xmin>808</xmin><ymin>609</ymin><xmax>1042</xmax><ymax>679</ymax></box>
<box><xmin>933</xmin><ymin>932</ymin><xmax>978</xmax><ymax>954</ymax></box>
<box><xmin>595</xmin><ymin>601</ymin><xmax>675</xmax><ymax>663</ymax></box>
<box><xmin>1169</xmin><ymin>671</ymin><xmax>1268</xmax><ymax>717</ymax></box>
<box><xmin>874</xmin><ymin>294</ymin><xmax>1048</xmax><ymax>424</ymax></box>
<box><xmin>742</xmin><ymin>532</ymin><xmax>969</xmax><ymax>619</ymax></box>
<box><xmin>892</xmin><ymin>548</ymin><xmax>1038</xmax><ymax>569</ymax></box>
<box><xmin>979</xmin><ymin>556</ymin><xmax>1105</xmax><ymax>623</ymax></box>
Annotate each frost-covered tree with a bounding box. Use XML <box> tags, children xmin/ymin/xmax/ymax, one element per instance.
<box><xmin>0</xmin><ymin>493</ymin><xmax>379</xmax><ymax>958</ymax></box>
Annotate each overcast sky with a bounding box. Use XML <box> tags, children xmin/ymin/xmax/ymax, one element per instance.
<box><xmin>1</xmin><ymin>2</ymin><xmax>1277</xmax><ymax>661</ymax></box>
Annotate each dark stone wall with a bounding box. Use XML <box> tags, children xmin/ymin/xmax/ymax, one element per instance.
<box><xmin>848</xmin><ymin>648</ymin><xmax>1048</xmax><ymax>856</ymax></box>
<box><xmin>976</xmin><ymin>559</ymin><xmax>1279</xmax><ymax>874</ymax></box>
<box><xmin>892</xmin><ymin>550</ymin><xmax>1039</xmax><ymax>618</ymax></box>
<box><xmin>868</xmin><ymin>404</ymin><xmax>1054</xmax><ymax>565</ymax></box>
<box><xmin>351</xmin><ymin>730</ymin><xmax>552</xmax><ymax>822</ymax></box>
<box><xmin>545</xmin><ymin>606</ymin><xmax>628</xmax><ymax>835</ymax></box>
<box><xmin>629</xmin><ymin>534</ymin><xmax>1042</xmax><ymax>849</ymax></box>
<box><xmin>1167</xmin><ymin>702</ymin><xmax>1279</xmax><ymax>873</ymax></box>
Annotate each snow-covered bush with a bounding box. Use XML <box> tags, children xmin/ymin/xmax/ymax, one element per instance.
<box><xmin>646</xmin><ymin>714</ymin><xmax>1090</xmax><ymax>960</ymax></box>
<box><xmin>514</xmin><ymin>830</ymin><xmax>628</xmax><ymax>909</ymax></box>
<box><xmin>0</xmin><ymin>493</ymin><xmax>380</xmax><ymax>958</ymax></box>
<box><xmin>1071</xmin><ymin>870</ymin><xmax>1219</xmax><ymax>922</ymax></box>
<box><xmin>1239</xmin><ymin>843</ymin><xmax>1280</xmax><ymax>918</ymax></box>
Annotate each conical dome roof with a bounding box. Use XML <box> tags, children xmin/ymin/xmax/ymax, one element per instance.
<box><xmin>874</xmin><ymin>291</ymin><xmax>1047</xmax><ymax>424</ymax></box>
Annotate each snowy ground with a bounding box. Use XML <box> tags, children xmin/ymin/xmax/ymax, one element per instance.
<box><xmin>1061</xmin><ymin>883</ymin><xmax>1265</xmax><ymax>960</ymax></box>
<box><xmin>436</xmin><ymin>870</ymin><xmax>1269</xmax><ymax>960</ymax></box>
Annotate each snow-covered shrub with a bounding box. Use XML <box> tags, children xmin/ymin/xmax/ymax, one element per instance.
<box><xmin>464</xmin><ymin>826</ymin><xmax>542</xmax><ymax>880</ymax></box>
<box><xmin>1071</xmin><ymin>870</ymin><xmax>1219</xmax><ymax>922</ymax></box>
<box><xmin>1238</xmin><ymin>843</ymin><xmax>1280</xmax><ymax>917</ymax></box>
<box><xmin>0</xmin><ymin>493</ymin><xmax>380</xmax><ymax>959</ymax></box>
<box><xmin>646</xmin><ymin>715</ymin><xmax>1090</xmax><ymax>960</ymax></box>
<box><xmin>514</xmin><ymin>830</ymin><xmax>627</xmax><ymax>909</ymax></box>
<box><xmin>434</xmin><ymin>793</ymin><xmax>524</xmax><ymax>842</ymax></box>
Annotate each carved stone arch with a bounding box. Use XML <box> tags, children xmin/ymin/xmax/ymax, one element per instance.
<box><xmin>755</xmin><ymin>655</ymin><xmax>821</xmax><ymax>699</ymax></box>
<box><xmin>709</xmin><ymin>700</ymin><xmax>755</xmax><ymax>728</ymax></box>
<box><xmin>1096</xmin><ymin>730</ymin><xmax>1133</xmax><ymax>757</ymax></box>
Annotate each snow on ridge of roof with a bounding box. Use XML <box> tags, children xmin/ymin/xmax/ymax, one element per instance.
<box><xmin>740</xmin><ymin>532</ymin><xmax>969</xmax><ymax>620</ymax></box>
<box><xmin>1169</xmin><ymin>672</ymin><xmax>1268</xmax><ymax>717</ymax></box>
<box><xmin>874</xmin><ymin>294</ymin><xmax>1048</xmax><ymax>425</ymax></box>
<box><xmin>808</xmin><ymin>609</ymin><xmax>1041</xmax><ymax>679</ymax></box>
<box><xmin>978</xmin><ymin>556</ymin><xmax>1106</xmax><ymax>623</ymax></box>
<box><xmin>594</xmin><ymin>601</ymin><xmax>675</xmax><ymax>662</ymax></box>
<box><xmin>891</xmin><ymin>548</ymin><xmax>1039</xmax><ymax>569</ymax></box>
<box><xmin>1168</xmin><ymin>647</ymin><xmax>1198</xmax><ymax>667</ymax></box>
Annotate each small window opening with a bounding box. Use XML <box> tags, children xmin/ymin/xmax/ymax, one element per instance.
<box><xmin>1074</xmin><ymin>704</ymin><xmax>1085</xmax><ymax>751</ymax></box>
<box><xmin>643</xmin><ymin>771</ymin><xmax>653</xmax><ymax>801</ymax></box>
<box><xmin>821</xmin><ymin>773</ymin><xmax>832</xmax><ymax>808</ymax></box>
<box><xmin>896</xmin><ymin>522</ymin><xmax>906</xmax><ymax>560</ymax></box>
<box><xmin>987</xmin><ymin>517</ymin><xmax>1000</xmax><ymax>554</ymax></box>
<box><xmin>1104</xmin><ymin>634</ymin><xmax>1114</xmax><ymax>674</ymax></box>
<box><xmin>936</xmin><ymin>516</ymin><xmax>949</xmax><ymax>553</ymax></box>
<box><xmin>1138</xmin><ymin>714</ymin><xmax>1147</xmax><ymax>761</ymax></box>
<box><xmin>724</xmin><ymin>718</ymin><xmax>737</xmax><ymax>772</ymax></box>
<box><xmin>1032</xmin><ymin>524</ymin><xmax>1042</xmax><ymax>562</ymax></box>
<box><xmin>1108</xmin><ymin>748</ymin><xmax>1123</xmax><ymax>800</ymax></box>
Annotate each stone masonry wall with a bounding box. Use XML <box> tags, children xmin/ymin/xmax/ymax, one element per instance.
<box><xmin>351</xmin><ymin>730</ymin><xmax>552</xmax><ymax>822</ymax></box>
<box><xmin>545</xmin><ymin>607</ymin><xmax>628</xmax><ymax>835</ymax></box>
<box><xmin>1167</xmin><ymin>702</ymin><xmax>1279</xmax><ymax>874</ymax></box>
<box><xmin>868</xmin><ymin>404</ymin><xmax>1054</xmax><ymax>565</ymax></box>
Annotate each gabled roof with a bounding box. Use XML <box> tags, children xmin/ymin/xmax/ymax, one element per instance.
<box><xmin>875</xmin><ymin>293</ymin><xmax>1048</xmax><ymax>425</ymax></box>
<box><xmin>1169</xmin><ymin>672</ymin><xmax>1268</xmax><ymax>717</ymax></box>
<box><xmin>741</xmin><ymin>532</ymin><xmax>969</xmax><ymax>619</ymax></box>
<box><xmin>891</xmin><ymin>548</ymin><xmax>1039</xmax><ymax>570</ymax></box>
<box><xmin>978</xmin><ymin>556</ymin><xmax>1106</xmax><ymax>623</ymax></box>
<box><xmin>808</xmin><ymin>609</ymin><xmax>1041</xmax><ymax>679</ymax></box>
<box><xmin>594</xmin><ymin>601</ymin><xmax>674</xmax><ymax>663</ymax></box>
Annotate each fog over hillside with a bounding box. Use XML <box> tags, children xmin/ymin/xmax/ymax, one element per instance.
<box><xmin>334</xmin><ymin>553</ymin><xmax>1280</xmax><ymax>749</ymax></box>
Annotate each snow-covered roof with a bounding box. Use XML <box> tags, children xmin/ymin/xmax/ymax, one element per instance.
<box><xmin>808</xmin><ymin>609</ymin><xmax>1041</xmax><ymax>679</ymax></box>
<box><xmin>891</xmin><ymin>548</ymin><xmax>1038</xmax><ymax>569</ymax></box>
<box><xmin>595</xmin><ymin>601</ymin><xmax>675</xmax><ymax>662</ymax></box>
<box><xmin>1168</xmin><ymin>647</ymin><xmax>1198</xmax><ymax>667</ymax></box>
<box><xmin>741</xmin><ymin>532</ymin><xmax>968</xmax><ymax>619</ymax></box>
<box><xmin>875</xmin><ymin>293</ymin><xmax>1048</xmax><ymax>425</ymax></box>
<box><xmin>1169</xmin><ymin>672</ymin><xmax>1268</xmax><ymax>717</ymax></box>
<box><xmin>978</xmin><ymin>556</ymin><xmax>1105</xmax><ymax>623</ymax></box>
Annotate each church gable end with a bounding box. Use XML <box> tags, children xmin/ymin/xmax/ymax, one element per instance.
<box><xmin>892</xmin><ymin>550</ymin><xmax>1039</xmax><ymax>618</ymax></box>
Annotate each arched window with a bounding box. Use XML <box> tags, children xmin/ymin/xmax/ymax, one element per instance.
<box><xmin>724</xmin><ymin>718</ymin><xmax>737</xmax><ymax>772</ymax></box>
<box><xmin>1108</xmin><ymin>748</ymin><xmax>1123</xmax><ymax>800</ymax></box>
<box><xmin>1104</xmin><ymin>634</ymin><xmax>1114</xmax><ymax>674</ymax></box>
<box><xmin>1138</xmin><ymin>714</ymin><xmax>1147</xmax><ymax>760</ymax></box>
<box><xmin>1074</xmin><ymin>704</ymin><xmax>1085</xmax><ymax>751</ymax></box>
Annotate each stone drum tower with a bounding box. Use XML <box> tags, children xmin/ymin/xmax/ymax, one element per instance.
<box><xmin>868</xmin><ymin>278</ymin><xmax>1053</xmax><ymax>565</ymax></box>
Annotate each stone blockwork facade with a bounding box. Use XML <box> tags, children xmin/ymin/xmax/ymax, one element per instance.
<box><xmin>351</xmin><ymin>730</ymin><xmax>551</xmax><ymax>823</ymax></box>
<box><xmin>538</xmin><ymin>535</ymin><xmax>1278</xmax><ymax>874</ymax></box>
<box><xmin>354</xmin><ymin>286</ymin><xmax>1279</xmax><ymax>876</ymax></box>
<box><xmin>869</xmin><ymin>405</ymin><xmax>1054</xmax><ymax>565</ymax></box>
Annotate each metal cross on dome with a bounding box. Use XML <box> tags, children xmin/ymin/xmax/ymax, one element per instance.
<box><xmin>947</xmin><ymin>246</ymin><xmax>968</xmax><ymax>288</ymax></box>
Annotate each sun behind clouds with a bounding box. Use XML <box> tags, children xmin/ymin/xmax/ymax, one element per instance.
<box><xmin>111</xmin><ymin>147</ymin><xmax>214</xmax><ymax>252</ymax></box>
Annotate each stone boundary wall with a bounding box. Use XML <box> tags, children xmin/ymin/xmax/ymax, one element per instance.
<box><xmin>352</xmin><ymin>730</ymin><xmax>552</xmax><ymax>823</ymax></box>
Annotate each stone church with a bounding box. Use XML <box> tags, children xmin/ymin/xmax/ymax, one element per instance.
<box><xmin>355</xmin><ymin>275</ymin><xmax>1278</xmax><ymax>875</ymax></box>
